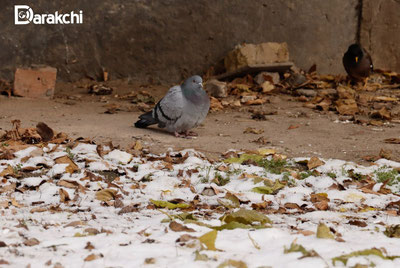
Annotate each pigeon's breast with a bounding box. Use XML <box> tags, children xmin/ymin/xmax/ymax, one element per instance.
<box><xmin>167</xmin><ymin>97</ymin><xmax>209</xmax><ymax>132</ymax></box>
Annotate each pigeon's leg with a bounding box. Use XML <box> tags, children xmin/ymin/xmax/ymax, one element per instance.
<box><xmin>174</xmin><ymin>131</ymin><xmax>185</xmax><ymax>138</ymax></box>
<box><xmin>185</xmin><ymin>130</ymin><xmax>198</xmax><ymax>137</ymax></box>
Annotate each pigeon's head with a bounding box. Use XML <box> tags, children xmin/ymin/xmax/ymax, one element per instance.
<box><xmin>346</xmin><ymin>44</ymin><xmax>364</xmax><ymax>63</ymax></box>
<box><xmin>182</xmin><ymin>75</ymin><xmax>203</xmax><ymax>92</ymax></box>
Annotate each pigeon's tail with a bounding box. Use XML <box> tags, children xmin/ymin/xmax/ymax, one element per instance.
<box><xmin>134</xmin><ymin>111</ymin><xmax>158</xmax><ymax>128</ymax></box>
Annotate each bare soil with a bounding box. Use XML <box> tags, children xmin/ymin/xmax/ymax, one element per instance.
<box><xmin>0</xmin><ymin>80</ymin><xmax>399</xmax><ymax>162</ymax></box>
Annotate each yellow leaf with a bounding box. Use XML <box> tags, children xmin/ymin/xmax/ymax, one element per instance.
<box><xmin>316</xmin><ymin>223</ymin><xmax>334</xmax><ymax>239</ymax></box>
<box><xmin>199</xmin><ymin>230</ymin><xmax>218</xmax><ymax>251</ymax></box>
<box><xmin>257</xmin><ymin>148</ymin><xmax>276</xmax><ymax>156</ymax></box>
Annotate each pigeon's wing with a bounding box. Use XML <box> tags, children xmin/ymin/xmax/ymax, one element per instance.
<box><xmin>153</xmin><ymin>86</ymin><xmax>184</xmax><ymax>125</ymax></box>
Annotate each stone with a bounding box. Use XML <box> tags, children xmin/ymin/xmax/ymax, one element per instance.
<box><xmin>14</xmin><ymin>66</ymin><xmax>57</xmax><ymax>98</ymax></box>
<box><xmin>204</xmin><ymin>79</ymin><xmax>228</xmax><ymax>98</ymax></box>
<box><xmin>224</xmin><ymin>42</ymin><xmax>290</xmax><ymax>73</ymax></box>
<box><xmin>296</xmin><ymin>89</ymin><xmax>317</xmax><ymax>97</ymax></box>
<box><xmin>254</xmin><ymin>72</ymin><xmax>280</xmax><ymax>85</ymax></box>
<box><xmin>240</xmin><ymin>95</ymin><xmax>257</xmax><ymax>103</ymax></box>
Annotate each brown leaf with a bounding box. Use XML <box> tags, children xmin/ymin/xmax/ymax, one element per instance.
<box><xmin>95</xmin><ymin>188</ymin><xmax>118</xmax><ymax>202</ymax></box>
<box><xmin>85</xmin><ymin>228</ymin><xmax>99</xmax><ymax>235</ymax></box>
<box><xmin>11</xmin><ymin>198</ymin><xmax>23</xmax><ymax>208</ymax></box>
<box><xmin>89</xmin><ymin>84</ymin><xmax>113</xmax><ymax>95</ymax></box>
<box><xmin>169</xmin><ymin>221</ymin><xmax>195</xmax><ymax>232</ymax></box>
<box><xmin>243</xmin><ymin>127</ymin><xmax>264</xmax><ymax>134</ymax></box>
<box><xmin>348</xmin><ymin>220</ymin><xmax>367</xmax><ymax>227</ymax></box>
<box><xmin>251</xmin><ymin>136</ymin><xmax>269</xmax><ymax>145</ymax></box>
<box><xmin>85</xmin><ymin>242</ymin><xmax>95</xmax><ymax>250</ymax></box>
<box><xmin>308</xmin><ymin>64</ymin><xmax>317</xmax><ymax>74</ymax></box>
<box><xmin>310</xmin><ymin>193</ymin><xmax>329</xmax><ymax>210</ymax></box>
<box><xmin>51</xmin><ymin>132</ymin><xmax>69</xmax><ymax>144</ymax></box>
<box><xmin>84</xmin><ymin>253</ymin><xmax>103</xmax><ymax>262</ymax></box>
<box><xmin>59</xmin><ymin>188</ymin><xmax>71</xmax><ymax>203</ymax></box>
<box><xmin>24</xmin><ymin>238</ymin><xmax>40</xmax><ymax>246</ymax></box>
<box><xmin>251</xmin><ymin>200</ymin><xmax>271</xmax><ymax>210</ymax></box>
<box><xmin>0</xmin><ymin>201</ymin><xmax>9</xmax><ymax>209</ymax></box>
<box><xmin>314</xmin><ymin>200</ymin><xmax>328</xmax><ymax>210</ymax></box>
<box><xmin>30</xmin><ymin>207</ymin><xmax>47</xmax><ymax>213</ymax></box>
<box><xmin>245</xmin><ymin>98</ymin><xmax>267</xmax><ymax>105</ymax></box>
<box><xmin>384</xmin><ymin>138</ymin><xmax>400</xmax><ymax>144</ymax></box>
<box><xmin>133</xmin><ymin>140</ymin><xmax>143</xmax><ymax>151</ymax></box>
<box><xmin>0</xmin><ymin>260</ymin><xmax>9</xmax><ymax>265</ymax></box>
<box><xmin>288</xmin><ymin>125</ymin><xmax>300</xmax><ymax>130</ymax></box>
<box><xmin>337</xmin><ymin>86</ymin><xmax>356</xmax><ymax>99</ymax></box>
<box><xmin>307</xmin><ymin>157</ymin><xmax>325</xmax><ymax>170</ymax></box>
<box><xmin>36</xmin><ymin>122</ymin><xmax>54</xmax><ymax>142</ymax></box>
<box><xmin>336</xmin><ymin>99</ymin><xmax>358</xmax><ymax>115</ymax></box>
<box><xmin>210</xmin><ymin>97</ymin><xmax>223</xmax><ymax>111</ymax></box>
<box><xmin>118</xmin><ymin>205</ymin><xmax>139</xmax><ymax>215</ymax></box>
<box><xmin>379</xmin><ymin>148</ymin><xmax>392</xmax><ymax>160</ymax></box>
<box><xmin>64</xmin><ymin>221</ymin><xmax>85</xmax><ymax>227</ymax></box>
<box><xmin>0</xmin><ymin>165</ymin><xmax>15</xmax><ymax>177</ymax></box>
<box><xmin>176</xmin><ymin>234</ymin><xmax>197</xmax><ymax>243</ymax></box>
<box><xmin>284</xmin><ymin>203</ymin><xmax>301</xmax><ymax>210</ymax></box>
<box><xmin>57</xmin><ymin>180</ymin><xmax>86</xmax><ymax>193</ymax></box>
<box><xmin>296</xmin><ymin>230</ymin><xmax>315</xmax><ymax>236</ymax></box>
<box><xmin>371</xmin><ymin>107</ymin><xmax>391</xmax><ymax>120</ymax></box>
<box><xmin>55</xmin><ymin>156</ymin><xmax>79</xmax><ymax>174</ymax></box>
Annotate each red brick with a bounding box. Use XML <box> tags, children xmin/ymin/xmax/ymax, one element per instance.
<box><xmin>13</xmin><ymin>66</ymin><xmax>57</xmax><ymax>98</ymax></box>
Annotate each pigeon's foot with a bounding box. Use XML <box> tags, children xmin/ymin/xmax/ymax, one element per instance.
<box><xmin>174</xmin><ymin>131</ymin><xmax>189</xmax><ymax>138</ymax></box>
<box><xmin>174</xmin><ymin>131</ymin><xmax>197</xmax><ymax>139</ymax></box>
<box><xmin>185</xmin><ymin>130</ymin><xmax>198</xmax><ymax>137</ymax></box>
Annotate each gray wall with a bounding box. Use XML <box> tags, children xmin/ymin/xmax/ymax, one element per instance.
<box><xmin>1</xmin><ymin>0</ymin><xmax>393</xmax><ymax>84</ymax></box>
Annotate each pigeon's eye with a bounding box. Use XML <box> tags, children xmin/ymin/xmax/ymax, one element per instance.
<box><xmin>193</xmin><ymin>80</ymin><xmax>195</xmax><ymax>83</ymax></box>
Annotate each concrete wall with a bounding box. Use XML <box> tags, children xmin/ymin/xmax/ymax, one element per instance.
<box><xmin>0</xmin><ymin>0</ymin><xmax>363</xmax><ymax>83</ymax></box>
<box><xmin>360</xmin><ymin>0</ymin><xmax>400</xmax><ymax>72</ymax></box>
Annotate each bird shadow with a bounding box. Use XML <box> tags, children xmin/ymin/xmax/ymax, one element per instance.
<box><xmin>133</xmin><ymin>126</ymin><xmax>173</xmax><ymax>137</ymax></box>
<box><xmin>133</xmin><ymin>126</ymin><xmax>197</xmax><ymax>139</ymax></box>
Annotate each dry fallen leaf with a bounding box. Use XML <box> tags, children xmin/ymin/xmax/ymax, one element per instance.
<box><xmin>243</xmin><ymin>127</ymin><xmax>264</xmax><ymax>134</ymax></box>
<box><xmin>307</xmin><ymin>157</ymin><xmax>325</xmax><ymax>170</ymax></box>
<box><xmin>379</xmin><ymin>148</ymin><xmax>392</xmax><ymax>160</ymax></box>
<box><xmin>55</xmin><ymin>156</ymin><xmax>79</xmax><ymax>174</ymax></box>
<box><xmin>384</xmin><ymin>138</ymin><xmax>400</xmax><ymax>144</ymax></box>
<box><xmin>336</xmin><ymin>99</ymin><xmax>358</xmax><ymax>115</ymax></box>
<box><xmin>59</xmin><ymin>188</ymin><xmax>71</xmax><ymax>203</ymax></box>
<box><xmin>169</xmin><ymin>221</ymin><xmax>195</xmax><ymax>232</ymax></box>
<box><xmin>84</xmin><ymin>253</ymin><xmax>103</xmax><ymax>262</ymax></box>
<box><xmin>288</xmin><ymin>125</ymin><xmax>300</xmax><ymax>130</ymax></box>
<box><xmin>36</xmin><ymin>122</ymin><xmax>54</xmax><ymax>142</ymax></box>
<box><xmin>95</xmin><ymin>189</ymin><xmax>118</xmax><ymax>202</ymax></box>
<box><xmin>210</xmin><ymin>97</ymin><xmax>223</xmax><ymax>111</ymax></box>
<box><xmin>23</xmin><ymin>238</ymin><xmax>40</xmax><ymax>246</ymax></box>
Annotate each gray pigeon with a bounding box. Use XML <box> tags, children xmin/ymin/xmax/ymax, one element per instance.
<box><xmin>135</xmin><ymin>75</ymin><xmax>210</xmax><ymax>137</ymax></box>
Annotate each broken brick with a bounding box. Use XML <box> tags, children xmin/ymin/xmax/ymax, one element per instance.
<box><xmin>14</xmin><ymin>66</ymin><xmax>57</xmax><ymax>98</ymax></box>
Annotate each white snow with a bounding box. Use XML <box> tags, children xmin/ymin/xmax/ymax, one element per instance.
<box><xmin>1</xmin><ymin>145</ymin><xmax>400</xmax><ymax>267</ymax></box>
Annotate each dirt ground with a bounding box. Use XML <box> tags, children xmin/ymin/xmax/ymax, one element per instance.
<box><xmin>0</xmin><ymin>79</ymin><xmax>399</xmax><ymax>163</ymax></box>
